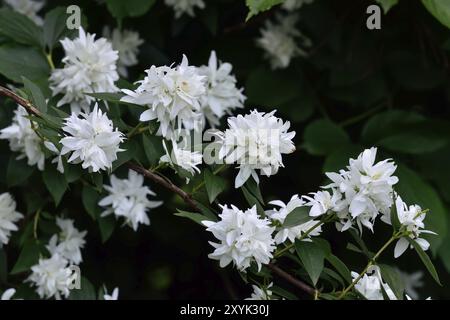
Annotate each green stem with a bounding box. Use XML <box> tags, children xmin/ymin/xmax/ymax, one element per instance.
<box><xmin>33</xmin><ymin>209</ymin><xmax>41</xmax><ymax>240</ymax></box>
<box><xmin>339</xmin><ymin>103</ymin><xmax>385</xmax><ymax>127</ymax></box>
<box><xmin>46</xmin><ymin>52</ymin><xmax>55</xmax><ymax>70</ymax></box>
<box><xmin>127</xmin><ymin>122</ymin><xmax>145</xmax><ymax>138</ymax></box>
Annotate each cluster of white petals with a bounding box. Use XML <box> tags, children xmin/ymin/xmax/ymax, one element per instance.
<box><xmin>0</xmin><ymin>105</ymin><xmax>45</xmax><ymax>170</ymax></box>
<box><xmin>0</xmin><ymin>192</ymin><xmax>23</xmax><ymax>245</ymax></box>
<box><xmin>99</xmin><ymin>170</ymin><xmax>162</xmax><ymax>231</ymax></box>
<box><xmin>59</xmin><ymin>104</ymin><xmax>124</xmax><ymax>172</ymax></box>
<box><xmin>203</xmin><ymin>205</ymin><xmax>275</xmax><ymax>272</ymax></box>
<box><xmin>217</xmin><ymin>109</ymin><xmax>296</xmax><ymax>188</ymax></box>
<box><xmin>266</xmin><ymin>195</ymin><xmax>322</xmax><ymax>244</ymax></box>
<box><xmin>160</xmin><ymin>136</ymin><xmax>202</xmax><ymax>179</ymax></box>
<box><xmin>121</xmin><ymin>55</ymin><xmax>206</xmax><ymax>139</ymax></box>
<box><xmin>382</xmin><ymin>195</ymin><xmax>435</xmax><ymax>258</ymax></box>
<box><xmin>103</xmin><ymin>27</ymin><xmax>143</xmax><ymax>78</ymax></box>
<box><xmin>50</xmin><ymin>27</ymin><xmax>119</xmax><ymax>113</ymax></box>
<box><xmin>27</xmin><ymin>253</ymin><xmax>74</xmax><ymax>299</ymax></box>
<box><xmin>352</xmin><ymin>266</ymin><xmax>397</xmax><ymax>300</ymax></box>
<box><xmin>282</xmin><ymin>0</ymin><xmax>314</xmax><ymax>11</ymax></box>
<box><xmin>4</xmin><ymin>0</ymin><xmax>44</xmax><ymax>25</ymax></box>
<box><xmin>198</xmin><ymin>51</ymin><xmax>246</xmax><ymax>127</ymax></box>
<box><xmin>164</xmin><ymin>0</ymin><xmax>205</xmax><ymax>18</ymax></box>
<box><xmin>256</xmin><ymin>13</ymin><xmax>311</xmax><ymax>69</ymax></box>
<box><xmin>246</xmin><ymin>282</ymin><xmax>274</xmax><ymax>300</ymax></box>
<box><xmin>46</xmin><ymin>218</ymin><xmax>87</xmax><ymax>265</ymax></box>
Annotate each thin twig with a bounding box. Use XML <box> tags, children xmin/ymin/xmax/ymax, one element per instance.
<box><xmin>267</xmin><ymin>263</ymin><xmax>316</xmax><ymax>297</ymax></box>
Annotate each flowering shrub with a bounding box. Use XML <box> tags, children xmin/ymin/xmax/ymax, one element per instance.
<box><xmin>0</xmin><ymin>0</ymin><xmax>449</xmax><ymax>300</ymax></box>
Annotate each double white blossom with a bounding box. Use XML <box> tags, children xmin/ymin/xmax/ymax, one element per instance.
<box><xmin>256</xmin><ymin>13</ymin><xmax>311</xmax><ymax>69</ymax></box>
<box><xmin>246</xmin><ymin>283</ymin><xmax>274</xmax><ymax>300</ymax></box>
<box><xmin>0</xmin><ymin>105</ymin><xmax>45</xmax><ymax>170</ymax></box>
<box><xmin>266</xmin><ymin>195</ymin><xmax>322</xmax><ymax>244</ymax></box>
<box><xmin>382</xmin><ymin>196</ymin><xmax>435</xmax><ymax>258</ymax></box>
<box><xmin>99</xmin><ymin>170</ymin><xmax>162</xmax><ymax>231</ymax></box>
<box><xmin>164</xmin><ymin>0</ymin><xmax>205</xmax><ymax>18</ymax></box>
<box><xmin>50</xmin><ymin>27</ymin><xmax>119</xmax><ymax>113</ymax></box>
<box><xmin>121</xmin><ymin>55</ymin><xmax>206</xmax><ymax>139</ymax></box>
<box><xmin>0</xmin><ymin>192</ymin><xmax>23</xmax><ymax>245</ymax></box>
<box><xmin>46</xmin><ymin>218</ymin><xmax>87</xmax><ymax>265</ymax></box>
<box><xmin>27</xmin><ymin>253</ymin><xmax>73</xmax><ymax>300</ymax></box>
<box><xmin>282</xmin><ymin>0</ymin><xmax>314</xmax><ymax>11</ymax></box>
<box><xmin>4</xmin><ymin>0</ymin><xmax>44</xmax><ymax>25</ymax></box>
<box><xmin>352</xmin><ymin>266</ymin><xmax>397</xmax><ymax>300</ymax></box>
<box><xmin>198</xmin><ymin>51</ymin><xmax>245</xmax><ymax>127</ymax></box>
<box><xmin>160</xmin><ymin>137</ymin><xmax>202</xmax><ymax>179</ymax></box>
<box><xmin>217</xmin><ymin>109</ymin><xmax>296</xmax><ymax>188</ymax></box>
<box><xmin>203</xmin><ymin>205</ymin><xmax>275</xmax><ymax>272</ymax></box>
<box><xmin>59</xmin><ymin>104</ymin><xmax>125</xmax><ymax>172</ymax></box>
<box><xmin>103</xmin><ymin>27</ymin><xmax>143</xmax><ymax>78</ymax></box>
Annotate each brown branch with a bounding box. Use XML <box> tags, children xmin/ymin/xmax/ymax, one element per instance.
<box><xmin>0</xmin><ymin>84</ymin><xmax>199</xmax><ymax>212</ymax></box>
<box><xmin>267</xmin><ymin>263</ymin><xmax>316</xmax><ymax>297</ymax></box>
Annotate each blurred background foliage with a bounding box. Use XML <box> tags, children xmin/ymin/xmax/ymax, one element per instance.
<box><xmin>1</xmin><ymin>0</ymin><xmax>450</xmax><ymax>299</ymax></box>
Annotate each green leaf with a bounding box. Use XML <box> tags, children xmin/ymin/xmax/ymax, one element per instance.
<box><xmin>82</xmin><ymin>185</ymin><xmax>101</xmax><ymax>220</ymax></box>
<box><xmin>112</xmin><ymin>139</ymin><xmax>137</xmax><ymax>171</ymax></box>
<box><xmin>99</xmin><ymin>215</ymin><xmax>115</xmax><ymax>243</ymax></box>
<box><xmin>378</xmin><ymin>132</ymin><xmax>447</xmax><ymax>154</ymax></box>
<box><xmin>10</xmin><ymin>240</ymin><xmax>41</xmax><ymax>274</ymax></box>
<box><xmin>396</xmin><ymin>165</ymin><xmax>447</xmax><ymax>254</ymax></box>
<box><xmin>22</xmin><ymin>77</ymin><xmax>47</xmax><ymax>112</ymax></box>
<box><xmin>303</xmin><ymin>119</ymin><xmax>350</xmax><ymax>156</ymax></box>
<box><xmin>244</xmin><ymin>178</ymin><xmax>264</xmax><ymax>204</ymax></box>
<box><xmin>241</xmin><ymin>186</ymin><xmax>265</xmax><ymax>216</ymax></box>
<box><xmin>406</xmin><ymin>237</ymin><xmax>441</xmax><ymax>285</ymax></box>
<box><xmin>174</xmin><ymin>210</ymin><xmax>212</xmax><ymax>226</ymax></box>
<box><xmin>422</xmin><ymin>0</ymin><xmax>450</xmax><ymax>29</ymax></box>
<box><xmin>282</xmin><ymin>206</ymin><xmax>313</xmax><ymax>228</ymax></box>
<box><xmin>42</xmin><ymin>167</ymin><xmax>68</xmax><ymax>205</ymax></box>
<box><xmin>69</xmin><ymin>277</ymin><xmax>96</xmax><ymax>300</ymax></box>
<box><xmin>390</xmin><ymin>195</ymin><xmax>401</xmax><ymax>231</ymax></box>
<box><xmin>204</xmin><ymin>169</ymin><xmax>227</xmax><ymax>203</ymax></box>
<box><xmin>142</xmin><ymin>134</ymin><xmax>164</xmax><ymax>166</ymax></box>
<box><xmin>246</xmin><ymin>0</ymin><xmax>284</xmax><ymax>20</ymax></box>
<box><xmin>375</xmin><ymin>0</ymin><xmax>399</xmax><ymax>14</ymax></box>
<box><xmin>326</xmin><ymin>254</ymin><xmax>352</xmax><ymax>285</ymax></box>
<box><xmin>0</xmin><ymin>47</ymin><xmax>50</xmax><ymax>83</ymax></box>
<box><xmin>378</xmin><ymin>264</ymin><xmax>404</xmax><ymax>300</ymax></box>
<box><xmin>43</xmin><ymin>7</ymin><xmax>73</xmax><ymax>51</ymax></box>
<box><xmin>0</xmin><ymin>8</ymin><xmax>43</xmax><ymax>48</ymax></box>
<box><xmin>105</xmin><ymin>0</ymin><xmax>156</xmax><ymax>19</ymax></box>
<box><xmin>6</xmin><ymin>157</ymin><xmax>34</xmax><ymax>187</ymax></box>
<box><xmin>295</xmin><ymin>239</ymin><xmax>325</xmax><ymax>286</ymax></box>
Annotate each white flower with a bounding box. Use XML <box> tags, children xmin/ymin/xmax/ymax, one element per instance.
<box><xmin>0</xmin><ymin>105</ymin><xmax>45</xmax><ymax>170</ymax></box>
<box><xmin>0</xmin><ymin>192</ymin><xmax>23</xmax><ymax>245</ymax></box>
<box><xmin>103</xmin><ymin>27</ymin><xmax>143</xmax><ymax>78</ymax></box>
<box><xmin>303</xmin><ymin>190</ymin><xmax>344</xmax><ymax>217</ymax></box>
<box><xmin>282</xmin><ymin>0</ymin><xmax>314</xmax><ymax>11</ymax></box>
<box><xmin>4</xmin><ymin>0</ymin><xmax>44</xmax><ymax>25</ymax></box>
<box><xmin>256</xmin><ymin>13</ymin><xmax>311</xmax><ymax>69</ymax></box>
<box><xmin>27</xmin><ymin>254</ymin><xmax>73</xmax><ymax>300</ymax></box>
<box><xmin>198</xmin><ymin>51</ymin><xmax>245</xmax><ymax>127</ymax></box>
<box><xmin>99</xmin><ymin>170</ymin><xmax>162</xmax><ymax>231</ymax></box>
<box><xmin>103</xmin><ymin>287</ymin><xmax>119</xmax><ymax>300</ymax></box>
<box><xmin>50</xmin><ymin>27</ymin><xmax>119</xmax><ymax>113</ymax></box>
<box><xmin>218</xmin><ymin>109</ymin><xmax>296</xmax><ymax>188</ymax></box>
<box><xmin>352</xmin><ymin>266</ymin><xmax>397</xmax><ymax>300</ymax></box>
<box><xmin>160</xmin><ymin>137</ymin><xmax>202</xmax><ymax>179</ymax></box>
<box><xmin>202</xmin><ymin>205</ymin><xmax>275</xmax><ymax>272</ymax></box>
<box><xmin>246</xmin><ymin>282</ymin><xmax>274</xmax><ymax>300</ymax></box>
<box><xmin>1</xmin><ymin>288</ymin><xmax>17</xmax><ymax>300</ymax></box>
<box><xmin>59</xmin><ymin>104</ymin><xmax>125</xmax><ymax>172</ymax></box>
<box><xmin>324</xmin><ymin>147</ymin><xmax>399</xmax><ymax>233</ymax></box>
<box><xmin>121</xmin><ymin>55</ymin><xmax>206</xmax><ymax>139</ymax></box>
<box><xmin>46</xmin><ymin>218</ymin><xmax>87</xmax><ymax>265</ymax></box>
<box><xmin>397</xmin><ymin>269</ymin><xmax>424</xmax><ymax>300</ymax></box>
<box><xmin>383</xmin><ymin>196</ymin><xmax>435</xmax><ymax>258</ymax></box>
<box><xmin>266</xmin><ymin>195</ymin><xmax>322</xmax><ymax>244</ymax></box>
<box><xmin>164</xmin><ymin>0</ymin><xmax>205</xmax><ymax>18</ymax></box>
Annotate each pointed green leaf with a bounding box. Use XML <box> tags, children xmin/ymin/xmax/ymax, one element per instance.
<box><xmin>204</xmin><ymin>169</ymin><xmax>227</xmax><ymax>203</ymax></box>
<box><xmin>295</xmin><ymin>239</ymin><xmax>325</xmax><ymax>286</ymax></box>
<box><xmin>406</xmin><ymin>237</ymin><xmax>441</xmax><ymax>285</ymax></box>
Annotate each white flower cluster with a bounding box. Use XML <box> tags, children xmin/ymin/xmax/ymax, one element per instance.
<box><xmin>99</xmin><ymin>169</ymin><xmax>163</xmax><ymax>231</ymax></box>
<box><xmin>0</xmin><ymin>192</ymin><xmax>23</xmax><ymax>245</ymax></box>
<box><xmin>59</xmin><ymin>104</ymin><xmax>125</xmax><ymax>172</ymax></box>
<box><xmin>282</xmin><ymin>0</ymin><xmax>314</xmax><ymax>11</ymax></box>
<box><xmin>303</xmin><ymin>147</ymin><xmax>399</xmax><ymax>233</ymax></box>
<box><xmin>256</xmin><ymin>13</ymin><xmax>311</xmax><ymax>69</ymax></box>
<box><xmin>352</xmin><ymin>265</ymin><xmax>397</xmax><ymax>300</ymax></box>
<box><xmin>246</xmin><ymin>282</ymin><xmax>275</xmax><ymax>300</ymax></box>
<box><xmin>203</xmin><ymin>205</ymin><xmax>275</xmax><ymax>272</ymax></box>
<box><xmin>27</xmin><ymin>217</ymin><xmax>86</xmax><ymax>299</ymax></box>
<box><xmin>164</xmin><ymin>0</ymin><xmax>205</xmax><ymax>18</ymax></box>
<box><xmin>103</xmin><ymin>27</ymin><xmax>144</xmax><ymax>78</ymax></box>
<box><xmin>198</xmin><ymin>51</ymin><xmax>246</xmax><ymax>127</ymax></box>
<box><xmin>4</xmin><ymin>0</ymin><xmax>44</xmax><ymax>25</ymax></box>
<box><xmin>0</xmin><ymin>105</ymin><xmax>45</xmax><ymax>170</ymax></box>
<box><xmin>50</xmin><ymin>27</ymin><xmax>119</xmax><ymax>113</ymax></box>
<box><xmin>217</xmin><ymin>109</ymin><xmax>296</xmax><ymax>188</ymax></box>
